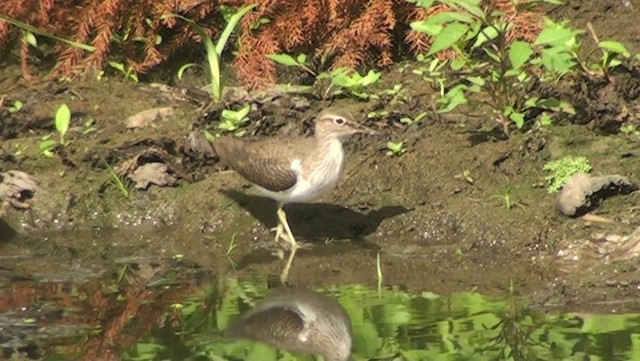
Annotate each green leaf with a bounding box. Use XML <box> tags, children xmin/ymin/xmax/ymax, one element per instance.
<box><xmin>465</xmin><ymin>76</ymin><xmax>485</xmax><ymax>86</ymax></box>
<box><xmin>411</xmin><ymin>0</ymin><xmax>435</xmax><ymax>7</ymax></box>
<box><xmin>437</xmin><ymin>84</ymin><xmax>468</xmax><ymax>113</ymax></box>
<box><xmin>162</xmin><ymin>13</ymin><xmax>221</xmax><ymax>102</ymax></box>
<box><xmin>266</xmin><ymin>53</ymin><xmax>299</xmax><ymax>67</ymax></box>
<box><xmin>108</xmin><ymin>61</ymin><xmax>124</xmax><ymax>71</ymax></box>
<box><xmin>39</xmin><ymin>139</ymin><xmax>58</xmax><ymax>152</ymax></box>
<box><xmin>537</xmin><ymin>98</ymin><xmax>576</xmax><ymax>114</ymax></box>
<box><xmin>454</xmin><ymin>1</ymin><xmax>486</xmax><ymax>20</ymax></box>
<box><xmin>598</xmin><ymin>40</ymin><xmax>630</xmax><ymax>57</ymax></box>
<box><xmin>421</xmin><ymin>11</ymin><xmax>475</xmax><ymax>25</ymax></box>
<box><xmin>508</xmin><ymin>110</ymin><xmax>525</xmax><ymax>129</ymax></box>
<box><xmin>296</xmin><ymin>53</ymin><xmax>307</xmax><ymax>64</ymax></box>
<box><xmin>410</xmin><ymin>21</ymin><xmax>442</xmax><ymax>36</ymax></box>
<box><xmin>360</xmin><ymin>70</ymin><xmax>381</xmax><ymax>86</ymax></box>
<box><xmin>472</xmin><ymin>25</ymin><xmax>496</xmax><ymax>48</ymax></box>
<box><xmin>177</xmin><ymin>63</ymin><xmax>198</xmax><ymax>79</ymax></box>
<box><xmin>329</xmin><ymin>67</ymin><xmax>354</xmax><ymax>87</ymax></box>
<box><xmin>427</xmin><ymin>23</ymin><xmax>469</xmax><ymax>55</ymax></box>
<box><xmin>450</xmin><ymin>57</ymin><xmax>466</xmax><ymax>70</ymax></box>
<box><xmin>539</xmin><ymin>112</ymin><xmax>553</xmax><ymax>126</ymax></box>
<box><xmin>9</xmin><ymin>100</ymin><xmax>23</xmax><ymax>113</ymax></box>
<box><xmin>508</xmin><ymin>41</ymin><xmax>533</xmax><ymax>69</ymax></box>
<box><xmin>0</xmin><ymin>14</ymin><xmax>95</xmax><ymax>52</ymax></box>
<box><xmin>483</xmin><ymin>47</ymin><xmax>501</xmax><ymax>62</ymax></box>
<box><xmin>534</xmin><ymin>25</ymin><xmax>580</xmax><ymax>47</ymax></box>
<box><xmin>25</xmin><ymin>32</ymin><xmax>37</xmax><ymax>47</ymax></box>
<box><xmin>608</xmin><ymin>58</ymin><xmax>622</xmax><ymax>68</ymax></box>
<box><xmin>55</xmin><ymin>104</ymin><xmax>71</xmax><ymax>140</ymax></box>
<box><xmin>237</xmin><ymin>104</ymin><xmax>251</xmax><ymax>120</ymax></box>
<box><xmin>540</xmin><ymin>49</ymin><xmax>575</xmax><ymax>73</ymax></box>
<box><xmin>214</xmin><ymin>4</ymin><xmax>257</xmax><ymax>57</ymax></box>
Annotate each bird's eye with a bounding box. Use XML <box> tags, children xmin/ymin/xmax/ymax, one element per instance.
<box><xmin>334</xmin><ymin>117</ymin><xmax>345</xmax><ymax>125</ymax></box>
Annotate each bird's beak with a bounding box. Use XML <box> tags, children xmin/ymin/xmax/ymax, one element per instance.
<box><xmin>353</xmin><ymin>122</ymin><xmax>378</xmax><ymax>135</ymax></box>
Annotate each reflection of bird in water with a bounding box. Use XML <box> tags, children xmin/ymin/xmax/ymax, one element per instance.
<box><xmin>226</xmin><ymin>289</ymin><xmax>353</xmax><ymax>361</ymax></box>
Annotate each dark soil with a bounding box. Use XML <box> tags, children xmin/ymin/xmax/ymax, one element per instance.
<box><xmin>2</xmin><ymin>0</ymin><xmax>640</xmax><ymax>313</ymax></box>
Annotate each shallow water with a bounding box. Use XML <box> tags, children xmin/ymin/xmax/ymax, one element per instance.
<box><xmin>2</xmin><ymin>258</ymin><xmax>640</xmax><ymax>361</ymax></box>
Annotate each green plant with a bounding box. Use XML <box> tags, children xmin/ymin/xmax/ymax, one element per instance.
<box><xmin>225</xmin><ymin>234</ymin><xmax>238</xmax><ymax>270</ymax></box>
<box><xmin>620</xmin><ymin>123</ymin><xmax>640</xmax><ymax>137</ymax></box>
<box><xmin>268</xmin><ymin>52</ymin><xmax>389</xmax><ymax>100</ymax></box>
<box><xmin>163</xmin><ymin>4</ymin><xmax>257</xmax><ymax>104</ymax></box>
<box><xmin>107</xmin><ymin>165</ymin><xmax>130</xmax><ymax>198</ymax></box>
<box><xmin>456</xmin><ymin>169</ymin><xmax>474</xmax><ymax>184</ymax></box>
<box><xmin>400</xmin><ymin>111</ymin><xmax>429</xmax><ymax>125</ymax></box>
<box><xmin>543</xmin><ymin>155</ymin><xmax>592</xmax><ymax>193</ymax></box>
<box><xmin>8</xmin><ymin>100</ymin><xmax>23</xmax><ymax>113</ymax></box>
<box><xmin>38</xmin><ymin>104</ymin><xmax>71</xmax><ymax>157</ymax></box>
<box><xmin>412</xmin><ymin>55</ymin><xmax>447</xmax><ymax>95</ymax></box>
<box><xmin>107</xmin><ymin>61</ymin><xmax>139</xmax><ymax>82</ymax></box>
<box><xmin>204</xmin><ymin>105</ymin><xmax>251</xmax><ymax>141</ymax></box>
<box><xmin>386</xmin><ymin>141</ymin><xmax>407</xmax><ymax>156</ymax></box>
<box><xmin>218</xmin><ymin>104</ymin><xmax>251</xmax><ymax>134</ymax></box>
<box><xmin>317</xmin><ymin>67</ymin><xmax>382</xmax><ymax>100</ymax></box>
<box><xmin>376</xmin><ymin>252</ymin><xmax>383</xmax><ymax>298</ymax></box>
<box><xmin>367</xmin><ymin>109</ymin><xmax>390</xmax><ymax>120</ymax></box>
<box><xmin>267</xmin><ymin>53</ymin><xmax>318</xmax><ymax>77</ymax></box>
<box><xmin>376</xmin><ymin>83</ymin><xmax>405</xmax><ymax>102</ymax></box>
<box><xmin>584</xmin><ymin>22</ymin><xmax>631</xmax><ymax>80</ymax></box>
<box><xmin>0</xmin><ymin>14</ymin><xmax>95</xmax><ymax>53</ymax></box>
<box><xmin>489</xmin><ymin>179</ymin><xmax>524</xmax><ymax>210</ymax></box>
<box><xmin>82</xmin><ymin>117</ymin><xmax>98</xmax><ymax>136</ymax></box>
<box><xmin>410</xmin><ymin>0</ymin><xmax>575</xmax><ymax>136</ymax></box>
<box><xmin>176</xmin><ymin>62</ymin><xmax>199</xmax><ymax>80</ymax></box>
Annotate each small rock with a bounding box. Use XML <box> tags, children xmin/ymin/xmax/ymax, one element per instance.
<box><xmin>0</xmin><ymin>170</ymin><xmax>38</xmax><ymax>216</ymax></box>
<box><xmin>556</xmin><ymin>172</ymin><xmax>638</xmax><ymax>217</ymax></box>
<box><xmin>112</xmin><ymin>147</ymin><xmax>192</xmax><ymax>191</ymax></box>
<box><xmin>129</xmin><ymin>162</ymin><xmax>179</xmax><ymax>190</ymax></box>
<box><xmin>125</xmin><ymin>107</ymin><xmax>174</xmax><ymax>129</ymax></box>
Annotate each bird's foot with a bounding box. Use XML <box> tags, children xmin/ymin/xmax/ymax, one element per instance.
<box><xmin>270</xmin><ymin>224</ymin><xmax>288</xmax><ymax>247</ymax></box>
<box><xmin>279</xmin><ymin>239</ymin><xmax>314</xmax><ymax>252</ymax></box>
<box><xmin>271</xmin><ymin>248</ymin><xmax>286</xmax><ymax>260</ymax></box>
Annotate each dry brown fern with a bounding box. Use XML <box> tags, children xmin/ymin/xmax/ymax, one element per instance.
<box><xmin>0</xmin><ymin>0</ymin><xmax>225</xmax><ymax>79</ymax></box>
<box><xmin>0</xmin><ymin>0</ymin><xmax>547</xmax><ymax>87</ymax></box>
<box><xmin>231</xmin><ymin>0</ymin><xmax>409</xmax><ymax>88</ymax></box>
<box><xmin>490</xmin><ymin>0</ymin><xmax>543</xmax><ymax>43</ymax></box>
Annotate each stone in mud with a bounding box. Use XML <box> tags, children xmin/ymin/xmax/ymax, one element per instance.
<box><xmin>556</xmin><ymin>172</ymin><xmax>638</xmax><ymax>217</ymax></box>
<box><xmin>0</xmin><ymin>170</ymin><xmax>38</xmax><ymax>216</ymax></box>
<box><xmin>125</xmin><ymin>107</ymin><xmax>174</xmax><ymax>130</ymax></box>
<box><xmin>114</xmin><ymin>147</ymin><xmax>192</xmax><ymax>191</ymax></box>
<box><xmin>130</xmin><ymin>162</ymin><xmax>179</xmax><ymax>190</ymax></box>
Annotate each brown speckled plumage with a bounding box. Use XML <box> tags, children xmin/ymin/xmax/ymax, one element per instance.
<box><xmin>212</xmin><ymin>108</ymin><xmax>367</xmax><ymax>194</ymax></box>
<box><xmin>212</xmin><ymin>136</ymin><xmax>302</xmax><ymax>192</ymax></box>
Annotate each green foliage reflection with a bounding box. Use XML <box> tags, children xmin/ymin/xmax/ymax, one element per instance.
<box><xmin>121</xmin><ymin>278</ymin><xmax>640</xmax><ymax>361</ymax></box>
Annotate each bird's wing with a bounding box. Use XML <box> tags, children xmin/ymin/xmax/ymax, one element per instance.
<box><xmin>225</xmin><ymin>306</ymin><xmax>305</xmax><ymax>345</ymax></box>
<box><xmin>213</xmin><ymin>136</ymin><xmax>298</xmax><ymax>192</ymax></box>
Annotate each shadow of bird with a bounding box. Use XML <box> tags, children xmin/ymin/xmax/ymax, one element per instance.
<box><xmin>222</xmin><ymin>189</ymin><xmax>412</xmax><ymax>242</ymax></box>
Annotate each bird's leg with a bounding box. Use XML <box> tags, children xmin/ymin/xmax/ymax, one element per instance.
<box><xmin>269</xmin><ymin>202</ymin><xmax>290</xmax><ymax>260</ymax></box>
<box><xmin>277</xmin><ymin>206</ymin><xmax>299</xmax><ymax>283</ymax></box>
<box><xmin>271</xmin><ymin>223</ymin><xmax>286</xmax><ymax>260</ymax></box>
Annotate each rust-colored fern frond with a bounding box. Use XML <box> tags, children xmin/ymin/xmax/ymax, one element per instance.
<box><xmin>487</xmin><ymin>0</ymin><xmax>542</xmax><ymax>43</ymax></box>
<box><xmin>0</xmin><ymin>0</ymin><xmax>547</xmax><ymax>87</ymax></box>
